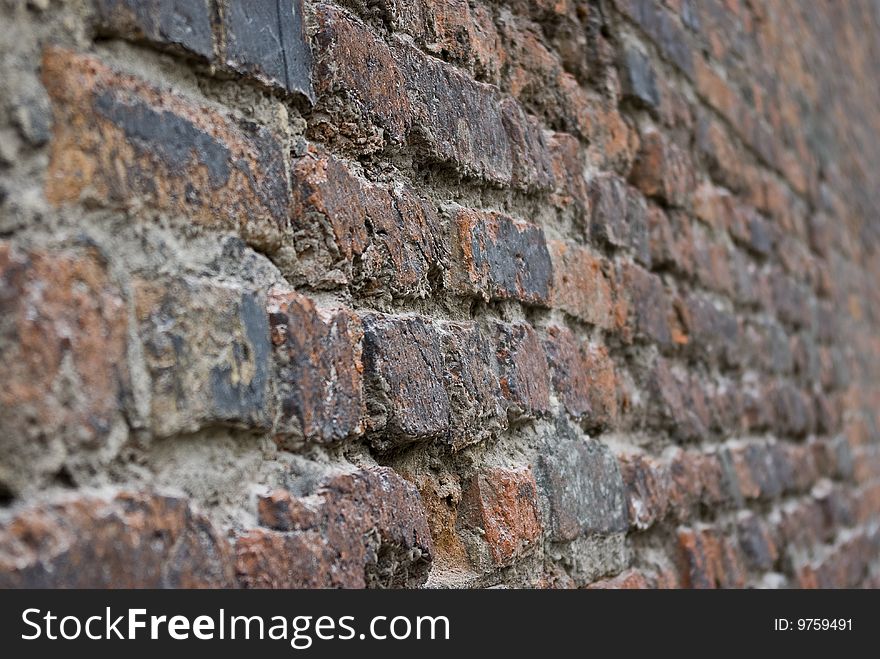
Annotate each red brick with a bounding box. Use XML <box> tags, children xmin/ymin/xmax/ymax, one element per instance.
<box><xmin>450</xmin><ymin>208</ymin><xmax>553</xmax><ymax>306</ymax></box>
<box><xmin>399</xmin><ymin>41</ymin><xmax>515</xmax><ymax>183</ymax></box>
<box><xmin>373</xmin><ymin>0</ymin><xmax>503</xmax><ymax>84</ymax></box>
<box><xmin>267</xmin><ymin>289</ymin><xmax>365</xmax><ymax>446</ymax></box>
<box><xmin>492</xmin><ymin>321</ymin><xmax>553</xmax><ymax>420</ymax></box>
<box><xmin>0</xmin><ymin>242</ymin><xmax>129</xmax><ymax>495</ymax></box>
<box><xmin>589</xmin><ymin>174</ymin><xmax>651</xmax><ymax>265</ymax></box>
<box><xmin>586</xmin><ymin>569</ymin><xmax>650</xmax><ymax>589</ymax></box>
<box><xmin>619</xmin><ymin>453</ymin><xmax>670</xmax><ymax>529</ymax></box>
<box><xmin>0</xmin><ymin>491</ymin><xmax>234</xmax><ymax>587</ymax></box>
<box><xmin>677</xmin><ymin>293</ymin><xmax>742</xmax><ymax>368</ymax></box>
<box><xmin>645</xmin><ymin>358</ymin><xmax>707</xmax><ymax>441</ymax></box>
<box><xmin>629</xmin><ymin>127</ymin><xmax>694</xmax><ymax>206</ymax></box>
<box><xmin>240</xmin><ymin>467</ymin><xmax>432</xmax><ymax>588</ymax></box>
<box><xmin>537</xmin><ymin>428</ymin><xmax>628</xmax><ymax>541</ymax></box>
<box><xmin>677</xmin><ymin>526</ymin><xmax>746</xmax><ymax>589</ymax></box>
<box><xmin>289</xmin><ymin>145</ymin><xmax>446</xmax><ymax>298</ymax></box>
<box><xmin>311</xmin><ymin>5</ymin><xmax>411</xmax><ymax>150</ymax></box>
<box><xmin>736</xmin><ymin>512</ymin><xmax>778</xmax><ymax>572</ymax></box>
<box><xmin>548</xmin><ymin>240</ymin><xmax>617</xmax><ymax>329</ymax></box>
<box><xmin>620</xmin><ymin>263</ymin><xmax>674</xmax><ymax>347</ymax></box>
<box><xmin>95</xmin><ymin>0</ymin><xmax>215</xmax><ymax>60</ymax></box>
<box><xmin>459</xmin><ymin>466</ymin><xmax>542</xmax><ymax>566</ymax></box>
<box><xmin>440</xmin><ymin>321</ymin><xmax>508</xmax><ymax>449</ymax></box>
<box><xmin>544</xmin><ymin>326</ymin><xmax>618</xmax><ymax>430</ymax></box>
<box><xmin>42</xmin><ymin>48</ymin><xmax>289</xmax><ymax>252</ymax></box>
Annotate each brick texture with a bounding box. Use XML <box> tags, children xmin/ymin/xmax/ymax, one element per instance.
<box><xmin>1</xmin><ymin>0</ymin><xmax>880</xmax><ymax>589</ymax></box>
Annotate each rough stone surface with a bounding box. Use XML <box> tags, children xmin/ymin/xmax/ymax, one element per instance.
<box><xmin>361</xmin><ymin>313</ymin><xmax>450</xmax><ymax>447</ymax></box>
<box><xmin>451</xmin><ymin>208</ymin><xmax>553</xmax><ymax>306</ymax></box>
<box><xmin>459</xmin><ymin>466</ymin><xmax>542</xmax><ymax>567</ymax></box>
<box><xmin>221</xmin><ymin>0</ymin><xmax>314</xmax><ymax>100</ymax></box>
<box><xmin>94</xmin><ymin>0</ymin><xmax>215</xmax><ymax>59</ymax></box>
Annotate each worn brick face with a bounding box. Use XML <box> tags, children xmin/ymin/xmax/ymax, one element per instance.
<box><xmin>0</xmin><ymin>243</ymin><xmax>130</xmax><ymax>495</ymax></box>
<box><xmin>492</xmin><ymin>321</ymin><xmax>552</xmax><ymax>420</ymax></box>
<box><xmin>544</xmin><ymin>326</ymin><xmax>618</xmax><ymax>430</ymax></box>
<box><xmin>43</xmin><ymin>48</ymin><xmax>290</xmax><ymax>252</ymax></box>
<box><xmin>548</xmin><ymin>241</ymin><xmax>617</xmax><ymax>329</ymax></box>
<box><xmin>451</xmin><ymin>208</ymin><xmax>553</xmax><ymax>306</ymax></box>
<box><xmin>440</xmin><ymin>321</ymin><xmax>508</xmax><ymax>449</ymax></box>
<box><xmin>267</xmin><ymin>289</ymin><xmax>364</xmax><ymax>446</ymax></box>
<box><xmin>288</xmin><ymin>145</ymin><xmax>446</xmax><ymax>297</ymax></box>
<box><xmin>537</xmin><ymin>425</ymin><xmax>628</xmax><ymax>542</ymax></box>
<box><xmin>221</xmin><ymin>0</ymin><xmax>313</xmax><ymax>99</ymax></box>
<box><xmin>361</xmin><ymin>313</ymin><xmax>451</xmax><ymax>446</ymax></box>
<box><xmin>0</xmin><ymin>491</ymin><xmax>235</xmax><ymax>588</ymax></box>
<box><xmin>94</xmin><ymin>0</ymin><xmax>215</xmax><ymax>59</ymax></box>
<box><xmin>459</xmin><ymin>466</ymin><xmax>542</xmax><ymax>566</ymax></box>
<box><xmin>134</xmin><ymin>276</ymin><xmax>272</xmax><ymax>437</ymax></box>
<box><xmin>239</xmin><ymin>467</ymin><xmax>432</xmax><ymax>588</ymax></box>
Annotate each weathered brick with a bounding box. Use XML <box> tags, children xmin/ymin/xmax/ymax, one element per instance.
<box><xmin>440</xmin><ymin>321</ymin><xmax>508</xmax><ymax>449</ymax></box>
<box><xmin>382</xmin><ymin>0</ymin><xmax>503</xmax><ymax>83</ymax></box>
<box><xmin>451</xmin><ymin>208</ymin><xmax>553</xmax><ymax>306</ymax></box>
<box><xmin>496</xmin><ymin>12</ymin><xmax>594</xmax><ymax>141</ymax></box>
<box><xmin>629</xmin><ymin>127</ymin><xmax>694</xmax><ymax>206</ymax></box>
<box><xmin>619</xmin><ymin>47</ymin><xmax>661</xmax><ymax>112</ymax></box>
<box><xmin>677</xmin><ymin>293</ymin><xmax>741</xmax><ymax>368</ymax></box>
<box><xmin>692</xmin><ymin>226</ymin><xmax>735</xmax><ymax>295</ymax></box>
<box><xmin>361</xmin><ymin>313</ymin><xmax>450</xmax><ymax>447</ymax></box>
<box><xmin>645</xmin><ymin>357</ymin><xmax>707</xmax><ymax>442</ymax></box>
<box><xmin>0</xmin><ymin>243</ymin><xmax>130</xmax><ymax>495</ymax></box>
<box><xmin>267</xmin><ymin>289</ymin><xmax>364</xmax><ymax>446</ymax></box>
<box><xmin>134</xmin><ymin>276</ymin><xmax>272</xmax><ymax>437</ymax></box>
<box><xmin>459</xmin><ymin>466</ymin><xmax>542</xmax><ymax>566</ymax></box>
<box><xmin>547</xmin><ymin>131</ymin><xmax>590</xmax><ymax>213</ymax></box>
<box><xmin>240</xmin><ymin>467</ymin><xmax>432</xmax><ymax>588</ymax></box>
<box><xmin>619</xmin><ymin>453</ymin><xmax>671</xmax><ymax>529</ymax></box>
<box><xmin>668</xmin><ymin>448</ymin><xmax>727</xmax><ymax>518</ymax></box>
<box><xmin>589</xmin><ymin>173</ymin><xmax>650</xmax><ymax>265</ymax></box>
<box><xmin>548</xmin><ymin>241</ymin><xmax>617</xmax><ymax>329</ymax></box>
<box><xmin>767</xmin><ymin>381</ymin><xmax>813</xmax><ymax>438</ymax></box>
<box><xmin>544</xmin><ymin>326</ymin><xmax>618</xmax><ymax>430</ymax></box>
<box><xmin>220</xmin><ymin>0</ymin><xmax>313</xmax><ymax>100</ymax></box>
<box><xmin>492</xmin><ymin>321</ymin><xmax>553</xmax><ymax>421</ymax></box>
<box><xmin>736</xmin><ymin>512</ymin><xmax>778</xmax><ymax>572</ymax></box>
<box><xmin>677</xmin><ymin>526</ymin><xmax>746</xmax><ymax>589</ymax></box>
<box><xmin>586</xmin><ymin>569</ymin><xmax>650</xmax><ymax>589</ymax></box>
<box><xmin>0</xmin><ymin>491</ymin><xmax>234</xmax><ymax>588</ymax></box>
<box><xmin>94</xmin><ymin>0</ymin><xmax>215</xmax><ymax>59</ymax></box>
<box><xmin>288</xmin><ymin>145</ymin><xmax>446</xmax><ymax>297</ymax></box>
<box><xmin>537</xmin><ymin>423</ymin><xmax>628</xmax><ymax>542</ymax></box>
<box><xmin>399</xmin><ymin>41</ymin><xmax>513</xmax><ymax>183</ymax></box>
<box><xmin>726</xmin><ymin>442</ymin><xmax>783</xmax><ymax>502</ymax></box>
<box><xmin>695</xmin><ymin>112</ymin><xmax>745</xmax><ymax>193</ymax></box>
<box><xmin>614</xmin><ymin>0</ymin><xmax>694</xmax><ymax>79</ymax></box>
<box><xmin>43</xmin><ymin>48</ymin><xmax>290</xmax><ymax>252</ymax></box>
<box><xmin>311</xmin><ymin>4</ymin><xmax>410</xmax><ymax>150</ymax></box>
<box><xmin>620</xmin><ymin>263</ymin><xmax>674</xmax><ymax>347</ymax></box>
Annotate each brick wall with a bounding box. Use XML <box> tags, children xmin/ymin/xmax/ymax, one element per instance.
<box><xmin>1</xmin><ymin>0</ymin><xmax>880</xmax><ymax>588</ymax></box>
